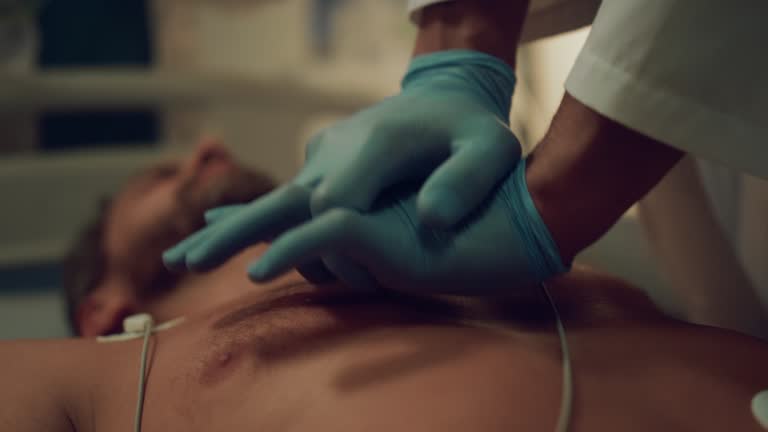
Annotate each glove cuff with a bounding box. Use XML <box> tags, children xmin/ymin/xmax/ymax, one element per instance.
<box><xmin>503</xmin><ymin>159</ymin><xmax>569</xmax><ymax>282</ymax></box>
<box><xmin>401</xmin><ymin>49</ymin><xmax>516</xmax><ymax>121</ymax></box>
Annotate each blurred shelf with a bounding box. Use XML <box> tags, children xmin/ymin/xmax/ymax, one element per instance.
<box><xmin>0</xmin><ymin>67</ymin><xmax>385</xmax><ymax>111</ymax></box>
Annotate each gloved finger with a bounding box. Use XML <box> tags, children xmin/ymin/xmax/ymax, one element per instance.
<box><xmin>165</xmin><ymin>204</ymin><xmax>250</xmax><ymax>270</ymax></box>
<box><xmin>185</xmin><ymin>184</ymin><xmax>312</xmax><ymax>271</ymax></box>
<box><xmin>417</xmin><ymin>128</ymin><xmax>521</xmax><ymax>228</ymax></box>
<box><xmin>322</xmin><ymin>254</ymin><xmax>380</xmax><ymax>292</ymax></box>
<box><xmin>310</xmin><ymin>128</ymin><xmax>449</xmax><ymax>215</ymax></box>
<box><xmin>204</xmin><ymin>204</ymin><xmax>247</xmax><ymax>224</ymax></box>
<box><xmin>248</xmin><ymin>208</ymin><xmax>386</xmax><ymax>281</ymax></box>
<box><xmin>162</xmin><ymin>226</ymin><xmax>214</xmax><ymax>270</ymax></box>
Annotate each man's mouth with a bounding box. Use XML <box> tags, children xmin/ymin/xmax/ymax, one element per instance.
<box><xmin>197</xmin><ymin>159</ymin><xmax>237</xmax><ymax>184</ymax></box>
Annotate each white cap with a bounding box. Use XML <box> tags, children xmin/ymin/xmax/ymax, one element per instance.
<box><xmin>123</xmin><ymin>313</ymin><xmax>154</xmax><ymax>333</ymax></box>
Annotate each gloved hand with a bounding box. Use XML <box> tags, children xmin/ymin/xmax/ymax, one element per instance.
<box><xmin>169</xmin><ymin>160</ymin><xmax>567</xmax><ymax>295</ymax></box>
<box><xmin>163</xmin><ymin>49</ymin><xmax>521</xmax><ymax>276</ymax></box>
<box><xmin>309</xmin><ymin>49</ymin><xmax>521</xmax><ymax>228</ymax></box>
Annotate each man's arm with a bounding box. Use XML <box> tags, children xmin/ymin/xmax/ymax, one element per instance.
<box><xmin>526</xmin><ymin>93</ymin><xmax>684</xmax><ymax>264</ymax></box>
<box><xmin>0</xmin><ymin>341</ymin><xmax>80</xmax><ymax>432</ymax></box>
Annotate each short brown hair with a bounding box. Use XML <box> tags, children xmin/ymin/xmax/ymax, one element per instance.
<box><xmin>61</xmin><ymin>198</ymin><xmax>112</xmax><ymax>335</ymax></box>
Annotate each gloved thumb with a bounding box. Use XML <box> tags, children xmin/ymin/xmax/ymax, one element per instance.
<box><xmin>417</xmin><ymin>130</ymin><xmax>521</xmax><ymax>228</ymax></box>
<box><xmin>310</xmin><ymin>131</ymin><xmax>441</xmax><ymax>216</ymax></box>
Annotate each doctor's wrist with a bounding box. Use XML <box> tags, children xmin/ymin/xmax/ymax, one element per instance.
<box><xmin>525</xmin><ymin>93</ymin><xmax>684</xmax><ymax>264</ymax></box>
<box><xmin>503</xmin><ymin>160</ymin><xmax>569</xmax><ymax>281</ymax></box>
<box><xmin>413</xmin><ymin>0</ymin><xmax>530</xmax><ymax>69</ymax></box>
<box><xmin>402</xmin><ymin>50</ymin><xmax>517</xmax><ymax>120</ymax></box>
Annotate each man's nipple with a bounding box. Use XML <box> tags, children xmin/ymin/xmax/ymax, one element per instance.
<box><xmin>199</xmin><ymin>347</ymin><xmax>246</xmax><ymax>386</ymax></box>
<box><xmin>218</xmin><ymin>352</ymin><xmax>232</xmax><ymax>366</ymax></box>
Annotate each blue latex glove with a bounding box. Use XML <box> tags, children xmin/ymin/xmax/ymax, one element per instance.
<box><xmin>163</xmin><ymin>49</ymin><xmax>521</xmax><ymax>275</ymax></box>
<box><xmin>310</xmin><ymin>49</ymin><xmax>521</xmax><ymax>227</ymax></box>
<box><xmin>206</xmin><ymin>160</ymin><xmax>566</xmax><ymax>294</ymax></box>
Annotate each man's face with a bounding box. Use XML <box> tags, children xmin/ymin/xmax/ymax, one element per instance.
<box><xmin>104</xmin><ymin>140</ymin><xmax>274</xmax><ymax>300</ymax></box>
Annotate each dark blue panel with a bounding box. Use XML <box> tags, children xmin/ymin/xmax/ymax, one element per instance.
<box><xmin>37</xmin><ymin>0</ymin><xmax>158</xmax><ymax>150</ymax></box>
<box><xmin>0</xmin><ymin>262</ymin><xmax>62</xmax><ymax>294</ymax></box>
<box><xmin>38</xmin><ymin>0</ymin><xmax>153</xmax><ymax>67</ymax></box>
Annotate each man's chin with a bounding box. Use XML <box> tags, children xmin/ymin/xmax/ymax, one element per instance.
<box><xmin>204</xmin><ymin>168</ymin><xmax>274</xmax><ymax>209</ymax></box>
<box><xmin>165</xmin><ymin>166</ymin><xmax>277</xmax><ymax>246</ymax></box>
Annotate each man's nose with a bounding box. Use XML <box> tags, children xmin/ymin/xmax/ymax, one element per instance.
<box><xmin>185</xmin><ymin>138</ymin><xmax>233</xmax><ymax>174</ymax></box>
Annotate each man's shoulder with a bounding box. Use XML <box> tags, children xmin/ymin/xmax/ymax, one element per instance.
<box><xmin>548</xmin><ymin>266</ymin><xmax>668</xmax><ymax>326</ymax></box>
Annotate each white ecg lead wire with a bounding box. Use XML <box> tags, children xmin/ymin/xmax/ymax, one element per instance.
<box><xmin>542</xmin><ymin>282</ymin><xmax>573</xmax><ymax>432</ymax></box>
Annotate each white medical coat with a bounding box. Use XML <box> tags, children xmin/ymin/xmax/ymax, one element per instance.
<box><xmin>409</xmin><ymin>0</ymin><xmax>768</xmax><ymax>179</ymax></box>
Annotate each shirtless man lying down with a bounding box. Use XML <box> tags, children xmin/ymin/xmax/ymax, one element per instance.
<box><xmin>2</xmin><ymin>140</ymin><xmax>766</xmax><ymax>431</ymax></box>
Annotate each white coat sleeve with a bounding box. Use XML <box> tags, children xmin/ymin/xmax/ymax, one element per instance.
<box><xmin>407</xmin><ymin>0</ymin><xmax>600</xmax><ymax>42</ymax></box>
<box><xmin>566</xmin><ymin>0</ymin><xmax>768</xmax><ymax>178</ymax></box>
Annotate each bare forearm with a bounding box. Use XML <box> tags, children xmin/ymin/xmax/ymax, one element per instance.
<box><xmin>413</xmin><ymin>0</ymin><xmax>530</xmax><ymax>68</ymax></box>
<box><xmin>527</xmin><ymin>93</ymin><xmax>685</xmax><ymax>263</ymax></box>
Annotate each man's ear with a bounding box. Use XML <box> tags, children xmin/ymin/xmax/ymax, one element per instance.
<box><xmin>76</xmin><ymin>279</ymin><xmax>138</xmax><ymax>337</ymax></box>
